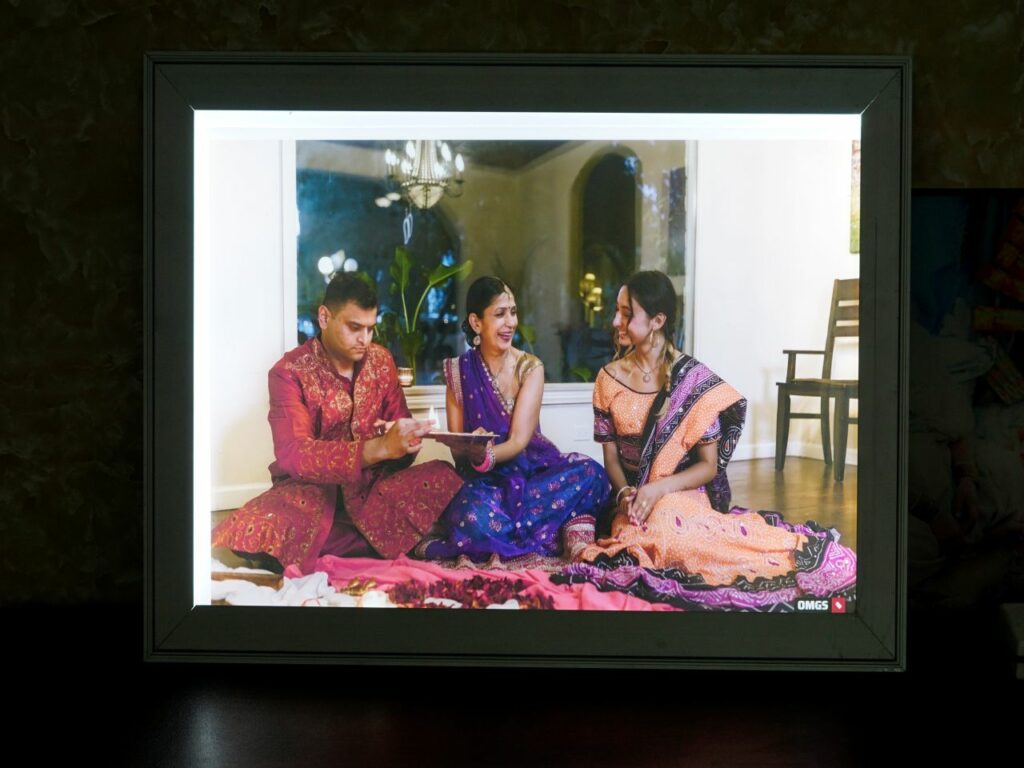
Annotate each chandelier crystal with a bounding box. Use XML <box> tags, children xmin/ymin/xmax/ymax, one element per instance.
<box><xmin>384</xmin><ymin>140</ymin><xmax>465</xmax><ymax>209</ymax></box>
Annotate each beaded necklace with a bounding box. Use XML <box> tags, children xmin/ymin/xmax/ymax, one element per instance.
<box><xmin>477</xmin><ymin>347</ymin><xmax>516</xmax><ymax>414</ymax></box>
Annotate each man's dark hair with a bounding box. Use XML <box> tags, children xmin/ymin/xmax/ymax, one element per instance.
<box><xmin>322</xmin><ymin>272</ymin><xmax>378</xmax><ymax>312</ymax></box>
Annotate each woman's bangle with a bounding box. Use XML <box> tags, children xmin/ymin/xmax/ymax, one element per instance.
<box><xmin>472</xmin><ymin>443</ymin><xmax>496</xmax><ymax>473</ymax></box>
<box><xmin>615</xmin><ymin>485</ymin><xmax>636</xmax><ymax>504</ymax></box>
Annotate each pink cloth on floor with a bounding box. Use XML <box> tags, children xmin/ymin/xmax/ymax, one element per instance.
<box><xmin>285</xmin><ymin>554</ymin><xmax>677</xmax><ymax>611</ymax></box>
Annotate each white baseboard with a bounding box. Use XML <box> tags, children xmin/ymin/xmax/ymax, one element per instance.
<box><xmin>213</xmin><ymin>482</ymin><xmax>272</xmax><ymax>512</ymax></box>
<box><xmin>733</xmin><ymin>441</ymin><xmax>858</xmax><ymax>466</ymax></box>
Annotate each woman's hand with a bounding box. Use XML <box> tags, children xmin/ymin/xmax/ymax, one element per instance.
<box><xmin>627</xmin><ymin>442</ymin><xmax>719</xmax><ymax>524</ymax></box>
<box><xmin>450</xmin><ymin>427</ymin><xmax>490</xmax><ymax>465</ymax></box>
<box><xmin>628</xmin><ymin>482</ymin><xmax>665</xmax><ymax>525</ymax></box>
<box><xmin>615</xmin><ymin>486</ymin><xmax>637</xmax><ymax>520</ymax></box>
<box><xmin>466</xmin><ymin>428</ymin><xmax>493</xmax><ymax>467</ymax></box>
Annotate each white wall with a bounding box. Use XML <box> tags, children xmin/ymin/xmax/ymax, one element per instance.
<box><xmin>207</xmin><ymin>140</ymin><xmax>295</xmax><ymax>510</ymax></box>
<box><xmin>692</xmin><ymin>140</ymin><xmax>859</xmax><ymax>462</ymax></box>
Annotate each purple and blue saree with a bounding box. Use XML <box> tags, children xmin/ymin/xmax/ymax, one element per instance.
<box><xmin>420</xmin><ymin>349</ymin><xmax>610</xmax><ymax>562</ymax></box>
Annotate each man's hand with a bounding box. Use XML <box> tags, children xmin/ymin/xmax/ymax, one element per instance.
<box><xmin>364</xmin><ymin>418</ymin><xmax>433</xmax><ymax>466</ymax></box>
<box><xmin>381</xmin><ymin>417</ymin><xmax>433</xmax><ymax>459</ymax></box>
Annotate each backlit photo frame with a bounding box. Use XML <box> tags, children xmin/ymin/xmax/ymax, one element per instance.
<box><xmin>145</xmin><ymin>53</ymin><xmax>909</xmax><ymax>669</ymax></box>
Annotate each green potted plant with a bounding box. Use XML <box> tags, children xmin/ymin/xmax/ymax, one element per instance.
<box><xmin>381</xmin><ymin>246</ymin><xmax>472</xmax><ymax>381</ymax></box>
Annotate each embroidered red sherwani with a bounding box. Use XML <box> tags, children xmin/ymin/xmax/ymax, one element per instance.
<box><xmin>212</xmin><ymin>338</ymin><xmax>461</xmax><ymax>571</ymax></box>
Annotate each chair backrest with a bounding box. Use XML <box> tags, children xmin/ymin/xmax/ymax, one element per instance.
<box><xmin>822</xmin><ymin>278</ymin><xmax>859</xmax><ymax>378</ymax></box>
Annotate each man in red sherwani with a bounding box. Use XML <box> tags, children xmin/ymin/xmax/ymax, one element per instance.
<box><xmin>212</xmin><ymin>273</ymin><xmax>462</xmax><ymax>572</ymax></box>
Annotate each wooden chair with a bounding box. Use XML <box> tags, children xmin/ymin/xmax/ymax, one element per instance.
<box><xmin>775</xmin><ymin>278</ymin><xmax>859</xmax><ymax>481</ymax></box>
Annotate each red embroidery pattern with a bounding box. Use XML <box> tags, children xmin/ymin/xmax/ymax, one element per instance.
<box><xmin>214</xmin><ymin>339</ymin><xmax>432</xmax><ymax>569</ymax></box>
<box><xmin>212</xmin><ymin>480</ymin><xmax>331</xmax><ymax>567</ymax></box>
<box><xmin>347</xmin><ymin>461</ymin><xmax>463</xmax><ymax>558</ymax></box>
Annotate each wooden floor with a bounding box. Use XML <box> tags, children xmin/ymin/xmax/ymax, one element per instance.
<box><xmin>729</xmin><ymin>456</ymin><xmax>858</xmax><ymax>550</ymax></box>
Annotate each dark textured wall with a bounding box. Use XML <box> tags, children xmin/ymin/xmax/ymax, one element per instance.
<box><xmin>1</xmin><ymin>1</ymin><xmax>1021</xmax><ymax>603</ymax></box>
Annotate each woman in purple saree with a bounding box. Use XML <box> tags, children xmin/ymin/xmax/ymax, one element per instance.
<box><xmin>417</xmin><ymin>277</ymin><xmax>610</xmax><ymax>563</ymax></box>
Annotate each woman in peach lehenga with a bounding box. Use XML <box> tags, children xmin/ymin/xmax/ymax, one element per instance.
<box><xmin>556</xmin><ymin>271</ymin><xmax>857</xmax><ymax>611</ymax></box>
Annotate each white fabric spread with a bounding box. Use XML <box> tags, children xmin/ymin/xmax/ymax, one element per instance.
<box><xmin>211</xmin><ymin>559</ymin><xmax>398</xmax><ymax>607</ymax></box>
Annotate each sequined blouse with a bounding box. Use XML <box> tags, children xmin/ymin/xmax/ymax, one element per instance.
<box><xmin>592</xmin><ymin>365</ymin><xmax>721</xmax><ymax>479</ymax></box>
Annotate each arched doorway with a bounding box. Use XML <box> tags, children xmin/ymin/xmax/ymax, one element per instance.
<box><xmin>563</xmin><ymin>150</ymin><xmax>640</xmax><ymax>379</ymax></box>
<box><xmin>582</xmin><ymin>152</ymin><xmax>639</xmax><ymax>318</ymax></box>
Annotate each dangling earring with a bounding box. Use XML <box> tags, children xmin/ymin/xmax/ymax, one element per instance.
<box><xmin>473</xmin><ymin>334</ymin><xmax>481</xmax><ymax>347</ymax></box>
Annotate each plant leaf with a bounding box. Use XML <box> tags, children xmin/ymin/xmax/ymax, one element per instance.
<box><xmin>393</xmin><ymin>246</ymin><xmax>412</xmax><ymax>292</ymax></box>
<box><xmin>426</xmin><ymin>259</ymin><xmax>473</xmax><ymax>289</ymax></box>
<box><xmin>411</xmin><ymin>259</ymin><xmax>473</xmax><ymax>332</ymax></box>
<box><xmin>569</xmin><ymin>366</ymin><xmax>593</xmax><ymax>383</ymax></box>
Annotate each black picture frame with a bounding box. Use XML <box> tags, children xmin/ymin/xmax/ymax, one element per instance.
<box><xmin>145</xmin><ymin>53</ymin><xmax>909</xmax><ymax>670</ymax></box>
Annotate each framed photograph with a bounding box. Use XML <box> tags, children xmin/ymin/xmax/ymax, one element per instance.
<box><xmin>145</xmin><ymin>53</ymin><xmax>909</xmax><ymax>669</ymax></box>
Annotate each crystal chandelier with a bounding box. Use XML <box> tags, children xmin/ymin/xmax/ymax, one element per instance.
<box><xmin>384</xmin><ymin>140</ymin><xmax>465</xmax><ymax>209</ymax></box>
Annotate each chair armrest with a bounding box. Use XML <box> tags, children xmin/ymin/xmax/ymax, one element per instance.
<box><xmin>781</xmin><ymin>349</ymin><xmax>825</xmax><ymax>381</ymax></box>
